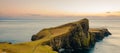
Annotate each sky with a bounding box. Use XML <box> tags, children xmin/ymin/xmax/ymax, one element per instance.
<box><xmin>0</xmin><ymin>0</ymin><xmax>120</xmax><ymax>19</ymax></box>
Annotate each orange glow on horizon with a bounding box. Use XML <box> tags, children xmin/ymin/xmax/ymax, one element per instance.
<box><xmin>0</xmin><ymin>8</ymin><xmax>120</xmax><ymax>17</ymax></box>
<box><xmin>0</xmin><ymin>0</ymin><xmax>120</xmax><ymax>17</ymax></box>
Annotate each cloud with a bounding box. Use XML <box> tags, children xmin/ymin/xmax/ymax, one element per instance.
<box><xmin>106</xmin><ymin>12</ymin><xmax>111</xmax><ymax>14</ymax></box>
<box><xmin>28</xmin><ymin>14</ymin><xmax>41</xmax><ymax>16</ymax></box>
<box><xmin>115</xmin><ymin>11</ymin><xmax>120</xmax><ymax>13</ymax></box>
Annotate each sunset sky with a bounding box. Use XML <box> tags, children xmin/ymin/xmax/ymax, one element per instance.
<box><xmin>0</xmin><ymin>0</ymin><xmax>120</xmax><ymax>19</ymax></box>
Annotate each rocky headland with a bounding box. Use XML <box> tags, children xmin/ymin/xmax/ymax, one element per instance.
<box><xmin>0</xmin><ymin>18</ymin><xmax>111</xmax><ymax>53</ymax></box>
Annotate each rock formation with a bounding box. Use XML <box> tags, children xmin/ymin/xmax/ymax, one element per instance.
<box><xmin>0</xmin><ymin>18</ymin><xmax>111</xmax><ymax>53</ymax></box>
<box><xmin>31</xmin><ymin>18</ymin><xmax>111</xmax><ymax>52</ymax></box>
<box><xmin>89</xmin><ymin>28</ymin><xmax>111</xmax><ymax>41</ymax></box>
<box><xmin>0</xmin><ymin>42</ymin><xmax>12</xmax><ymax>44</ymax></box>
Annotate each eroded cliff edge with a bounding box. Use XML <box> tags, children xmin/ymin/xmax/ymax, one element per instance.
<box><xmin>31</xmin><ymin>18</ymin><xmax>111</xmax><ymax>52</ymax></box>
<box><xmin>0</xmin><ymin>18</ymin><xmax>111</xmax><ymax>53</ymax></box>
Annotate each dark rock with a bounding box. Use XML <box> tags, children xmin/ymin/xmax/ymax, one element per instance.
<box><xmin>89</xmin><ymin>28</ymin><xmax>111</xmax><ymax>42</ymax></box>
<box><xmin>0</xmin><ymin>42</ymin><xmax>12</xmax><ymax>44</ymax></box>
<box><xmin>31</xmin><ymin>18</ymin><xmax>111</xmax><ymax>53</ymax></box>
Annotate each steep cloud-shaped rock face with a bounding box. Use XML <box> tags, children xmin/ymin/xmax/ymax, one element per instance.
<box><xmin>31</xmin><ymin>18</ymin><xmax>111</xmax><ymax>52</ymax></box>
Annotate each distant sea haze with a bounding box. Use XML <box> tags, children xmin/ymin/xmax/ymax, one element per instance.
<box><xmin>0</xmin><ymin>19</ymin><xmax>120</xmax><ymax>53</ymax></box>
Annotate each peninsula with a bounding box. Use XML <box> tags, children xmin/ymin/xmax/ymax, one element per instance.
<box><xmin>0</xmin><ymin>18</ymin><xmax>111</xmax><ymax>53</ymax></box>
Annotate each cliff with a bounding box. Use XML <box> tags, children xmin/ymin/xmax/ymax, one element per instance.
<box><xmin>31</xmin><ymin>18</ymin><xmax>111</xmax><ymax>52</ymax></box>
<box><xmin>32</xmin><ymin>18</ymin><xmax>90</xmax><ymax>51</ymax></box>
<box><xmin>0</xmin><ymin>18</ymin><xmax>111</xmax><ymax>53</ymax></box>
<box><xmin>89</xmin><ymin>28</ymin><xmax>111</xmax><ymax>41</ymax></box>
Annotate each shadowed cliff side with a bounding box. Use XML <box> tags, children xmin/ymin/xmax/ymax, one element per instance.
<box><xmin>0</xmin><ymin>18</ymin><xmax>111</xmax><ymax>53</ymax></box>
<box><xmin>31</xmin><ymin>18</ymin><xmax>111</xmax><ymax>53</ymax></box>
<box><xmin>89</xmin><ymin>28</ymin><xmax>111</xmax><ymax>42</ymax></box>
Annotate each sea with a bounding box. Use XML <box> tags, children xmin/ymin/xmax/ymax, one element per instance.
<box><xmin>0</xmin><ymin>18</ymin><xmax>120</xmax><ymax>53</ymax></box>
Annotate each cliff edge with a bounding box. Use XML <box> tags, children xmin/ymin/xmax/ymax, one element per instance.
<box><xmin>0</xmin><ymin>18</ymin><xmax>111</xmax><ymax>53</ymax></box>
<box><xmin>31</xmin><ymin>18</ymin><xmax>111</xmax><ymax>52</ymax></box>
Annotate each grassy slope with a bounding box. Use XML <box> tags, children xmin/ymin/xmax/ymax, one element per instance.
<box><xmin>0</xmin><ymin>25</ymin><xmax>71</xmax><ymax>53</ymax></box>
<box><xmin>0</xmin><ymin>38</ymin><xmax>57</xmax><ymax>53</ymax></box>
<box><xmin>0</xmin><ymin>19</ymin><xmax>88</xmax><ymax>53</ymax></box>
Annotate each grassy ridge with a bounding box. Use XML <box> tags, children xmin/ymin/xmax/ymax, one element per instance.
<box><xmin>0</xmin><ymin>18</ymin><xmax>111</xmax><ymax>53</ymax></box>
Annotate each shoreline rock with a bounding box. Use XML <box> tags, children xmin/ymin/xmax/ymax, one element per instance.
<box><xmin>0</xmin><ymin>42</ymin><xmax>12</xmax><ymax>44</ymax></box>
<box><xmin>0</xmin><ymin>18</ymin><xmax>111</xmax><ymax>53</ymax></box>
<box><xmin>31</xmin><ymin>18</ymin><xmax>111</xmax><ymax>52</ymax></box>
<box><xmin>89</xmin><ymin>28</ymin><xmax>111</xmax><ymax>42</ymax></box>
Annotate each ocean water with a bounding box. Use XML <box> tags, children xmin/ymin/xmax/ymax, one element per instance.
<box><xmin>89</xmin><ymin>19</ymin><xmax>120</xmax><ymax>53</ymax></box>
<box><xmin>0</xmin><ymin>18</ymin><xmax>120</xmax><ymax>53</ymax></box>
<box><xmin>0</xmin><ymin>19</ymin><xmax>78</xmax><ymax>43</ymax></box>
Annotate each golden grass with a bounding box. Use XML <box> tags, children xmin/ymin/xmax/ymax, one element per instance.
<box><xmin>0</xmin><ymin>39</ymin><xmax>57</xmax><ymax>53</ymax></box>
<box><xmin>0</xmin><ymin>18</ymin><xmax>89</xmax><ymax>53</ymax></box>
<box><xmin>0</xmin><ymin>23</ymin><xmax>72</xmax><ymax>53</ymax></box>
